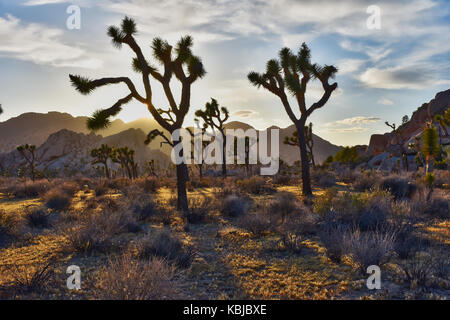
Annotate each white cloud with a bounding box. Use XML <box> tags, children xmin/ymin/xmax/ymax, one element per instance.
<box><xmin>327</xmin><ymin>127</ymin><xmax>367</xmax><ymax>133</ymax></box>
<box><xmin>359</xmin><ymin>66</ymin><xmax>450</xmax><ymax>89</ymax></box>
<box><xmin>378</xmin><ymin>98</ymin><xmax>393</xmax><ymax>105</ymax></box>
<box><xmin>0</xmin><ymin>15</ymin><xmax>102</xmax><ymax>69</ymax></box>
<box><xmin>233</xmin><ymin>110</ymin><xmax>258</xmax><ymax>118</ymax></box>
<box><xmin>337</xmin><ymin>59</ymin><xmax>366</xmax><ymax>74</ymax></box>
<box><xmin>328</xmin><ymin>116</ymin><xmax>381</xmax><ymax>126</ymax></box>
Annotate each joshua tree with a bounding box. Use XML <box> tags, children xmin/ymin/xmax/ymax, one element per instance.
<box><xmin>91</xmin><ymin>144</ymin><xmax>114</xmax><ymax>179</ymax></box>
<box><xmin>187</xmin><ymin>118</ymin><xmax>209</xmax><ymax>179</ymax></box>
<box><xmin>195</xmin><ymin>98</ymin><xmax>230</xmax><ymax>177</ymax></box>
<box><xmin>16</xmin><ymin>144</ymin><xmax>37</xmax><ymax>181</ymax></box>
<box><xmin>421</xmin><ymin>123</ymin><xmax>439</xmax><ymax>174</ymax></box>
<box><xmin>248</xmin><ymin>43</ymin><xmax>337</xmax><ymax>196</ymax></box>
<box><xmin>283</xmin><ymin>122</ymin><xmax>315</xmax><ymax>168</ymax></box>
<box><xmin>434</xmin><ymin>108</ymin><xmax>450</xmax><ymax>139</ymax></box>
<box><xmin>112</xmin><ymin>146</ymin><xmax>138</xmax><ymax>179</ymax></box>
<box><xmin>69</xmin><ymin>17</ymin><xmax>205</xmax><ymax>212</ymax></box>
<box><xmin>385</xmin><ymin>117</ymin><xmax>409</xmax><ymax>171</ymax></box>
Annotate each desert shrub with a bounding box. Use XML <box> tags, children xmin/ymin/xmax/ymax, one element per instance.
<box><xmin>393</xmin><ymin>225</ymin><xmax>423</xmax><ymax>260</ymax></box>
<box><xmin>400</xmin><ymin>252</ymin><xmax>435</xmax><ymax>288</ymax></box>
<box><xmin>319</xmin><ymin>225</ymin><xmax>348</xmax><ymax>263</ymax></box>
<box><xmin>137</xmin><ymin>177</ymin><xmax>161</xmax><ymax>193</ymax></box>
<box><xmin>2</xmin><ymin>260</ymin><xmax>55</xmax><ymax>295</ymax></box>
<box><xmin>25</xmin><ymin>207</ymin><xmax>51</xmax><ymax>228</ymax></box>
<box><xmin>93</xmin><ymin>180</ymin><xmax>110</xmax><ymax>196</ymax></box>
<box><xmin>432</xmin><ymin>169</ymin><xmax>450</xmax><ymax>188</ymax></box>
<box><xmin>311</xmin><ymin>169</ymin><xmax>336</xmax><ymax>188</ymax></box>
<box><xmin>188</xmin><ymin>176</ymin><xmax>215</xmax><ymax>189</ymax></box>
<box><xmin>64</xmin><ymin>209</ymin><xmax>138</xmax><ymax>253</ymax></box>
<box><xmin>0</xmin><ymin>210</ymin><xmax>26</xmax><ymax>246</ymax></box>
<box><xmin>315</xmin><ymin>189</ymin><xmax>392</xmax><ymax>230</ymax></box>
<box><xmin>336</xmin><ymin>168</ymin><xmax>359</xmax><ymax>183</ymax></box>
<box><xmin>266</xmin><ymin>192</ymin><xmax>301</xmax><ymax>224</ymax></box>
<box><xmin>345</xmin><ymin>229</ymin><xmax>395</xmax><ymax>274</ymax></box>
<box><xmin>236</xmin><ymin>176</ymin><xmax>274</xmax><ymax>195</ymax></box>
<box><xmin>135</xmin><ymin>229</ymin><xmax>195</xmax><ymax>268</ymax></box>
<box><xmin>313</xmin><ymin>187</ymin><xmax>338</xmax><ymax>215</ymax></box>
<box><xmin>220</xmin><ymin>195</ymin><xmax>250</xmax><ymax>218</ymax></box>
<box><xmin>43</xmin><ymin>189</ymin><xmax>72</xmax><ymax>211</ymax></box>
<box><xmin>186</xmin><ymin>196</ymin><xmax>212</xmax><ymax>224</ymax></box>
<box><xmin>237</xmin><ymin>213</ymin><xmax>271</xmax><ymax>236</ymax></box>
<box><xmin>132</xmin><ymin>197</ymin><xmax>159</xmax><ymax>221</ymax></box>
<box><xmin>422</xmin><ymin>197</ymin><xmax>449</xmax><ymax>219</ymax></box>
<box><xmin>272</xmin><ymin>174</ymin><xmax>292</xmax><ymax>185</ymax></box>
<box><xmin>278</xmin><ymin>232</ymin><xmax>303</xmax><ymax>253</ymax></box>
<box><xmin>353</xmin><ymin>172</ymin><xmax>378</xmax><ymax>191</ymax></box>
<box><xmin>378</xmin><ymin>175</ymin><xmax>417</xmax><ymax>199</ymax></box>
<box><xmin>432</xmin><ymin>248</ymin><xmax>450</xmax><ymax>279</ymax></box>
<box><xmin>1</xmin><ymin>179</ymin><xmax>50</xmax><ymax>199</ymax></box>
<box><xmin>94</xmin><ymin>252</ymin><xmax>175</xmax><ymax>300</ymax></box>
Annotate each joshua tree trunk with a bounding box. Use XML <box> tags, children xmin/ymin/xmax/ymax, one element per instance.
<box><xmin>176</xmin><ymin>162</ymin><xmax>189</xmax><ymax>212</ymax></box>
<box><xmin>297</xmin><ymin>119</ymin><xmax>312</xmax><ymax>196</ymax></box>
<box><xmin>221</xmin><ymin>132</ymin><xmax>227</xmax><ymax>177</ymax></box>
<box><xmin>103</xmin><ymin>162</ymin><xmax>110</xmax><ymax>179</ymax></box>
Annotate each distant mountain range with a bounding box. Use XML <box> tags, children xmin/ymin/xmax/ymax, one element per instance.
<box><xmin>0</xmin><ymin>111</ymin><xmax>343</xmax><ymax>175</ymax></box>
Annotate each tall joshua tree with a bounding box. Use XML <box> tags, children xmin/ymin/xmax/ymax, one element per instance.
<box><xmin>91</xmin><ymin>144</ymin><xmax>114</xmax><ymax>179</ymax></box>
<box><xmin>284</xmin><ymin>122</ymin><xmax>315</xmax><ymax>168</ymax></box>
<box><xmin>248</xmin><ymin>43</ymin><xmax>337</xmax><ymax>196</ymax></box>
<box><xmin>69</xmin><ymin>16</ymin><xmax>205</xmax><ymax>212</ymax></box>
<box><xmin>195</xmin><ymin>98</ymin><xmax>230</xmax><ymax>177</ymax></box>
<box><xmin>17</xmin><ymin>144</ymin><xmax>37</xmax><ymax>181</ymax></box>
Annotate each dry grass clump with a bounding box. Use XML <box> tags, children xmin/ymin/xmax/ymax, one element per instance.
<box><xmin>352</xmin><ymin>171</ymin><xmax>379</xmax><ymax>191</ymax></box>
<box><xmin>237</xmin><ymin>213</ymin><xmax>271</xmax><ymax>236</ymax></box>
<box><xmin>136</xmin><ymin>177</ymin><xmax>161</xmax><ymax>193</ymax></box>
<box><xmin>0</xmin><ymin>209</ymin><xmax>27</xmax><ymax>247</ymax></box>
<box><xmin>25</xmin><ymin>207</ymin><xmax>51</xmax><ymax>228</ymax></box>
<box><xmin>220</xmin><ymin>194</ymin><xmax>250</xmax><ymax>218</ymax></box>
<box><xmin>0</xmin><ymin>179</ymin><xmax>50</xmax><ymax>199</ymax></box>
<box><xmin>134</xmin><ymin>229</ymin><xmax>195</xmax><ymax>268</ymax></box>
<box><xmin>186</xmin><ymin>196</ymin><xmax>213</xmax><ymax>224</ymax></box>
<box><xmin>43</xmin><ymin>190</ymin><xmax>72</xmax><ymax>211</ymax></box>
<box><xmin>236</xmin><ymin>176</ymin><xmax>275</xmax><ymax>195</ymax></box>
<box><xmin>345</xmin><ymin>229</ymin><xmax>395</xmax><ymax>274</ymax></box>
<box><xmin>64</xmin><ymin>209</ymin><xmax>139</xmax><ymax>253</ymax></box>
<box><xmin>319</xmin><ymin>225</ymin><xmax>348</xmax><ymax>263</ymax></box>
<box><xmin>266</xmin><ymin>191</ymin><xmax>302</xmax><ymax>224</ymax></box>
<box><xmin>1</xmin><ymin>260</ymin><xmax>55</xmax><ymax>296</ymax></box>
<box><xmin>94</xmin><ymin>252</ymin><xmax>176</xmax><ymax>300</ymax></box>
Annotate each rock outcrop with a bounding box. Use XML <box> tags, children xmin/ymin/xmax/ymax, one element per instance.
<box><xmin>367</xmin><ymin>89</ymin><xmax>450</xmax><ymax>156</ymax></box>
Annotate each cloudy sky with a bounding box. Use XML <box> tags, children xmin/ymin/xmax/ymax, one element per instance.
<box><xmin>0</xmin><ymin>0</ymin><xmax>449</xmax><ymax>146</ymax></box>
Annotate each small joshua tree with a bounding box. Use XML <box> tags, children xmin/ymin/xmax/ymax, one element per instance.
<box><xmin>91</xmin><ymin>144</ymin><xmax>114</xmax><ymax>179</ymax></box>
<box><xmin>283</xmin><ymin>122</ymin><xmax>315</xmax><ymax>168</ymax></box>
<box><xmin>195</xmin><ymin>98</ymin><xmax>230</xmax><ymax>177</ymax></box>
<box><xmin>421</xmin><ymin>123</ymin><xmax>439</xmax><ymax>174</ymax></box>
<box><xmin>17</xmin><ymin>144</ymin><xmax>37</xmax><ymax>181</ymax></box>
<box><xmin>112</xmin><ymin>146</ymin><xmax>138</xmax><ymax>179</ymax></box>
<box><xmin>385</xmin><ymin>116</ymin><xmax>410</xmax><ymax>171</ymax></box>
<box><xmin>69</xmin><ymin>16</ymin><xmax>205</xmax><ymax>212</ymax></box>
<box><xmin>248</xmin><ymin>43</ymin><xmax>337</xmax><ymax>196</ymax></box>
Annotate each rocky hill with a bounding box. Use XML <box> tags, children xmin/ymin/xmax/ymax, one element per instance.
<box><xmin>0</xmin><ymin>128</ymin><xmax>170</xmax><ymax>177</ymax></box>
<box><xmin>368</xmin><ymin>89</ymin><xmax>450</xmax><ymax>156</ymax></box>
